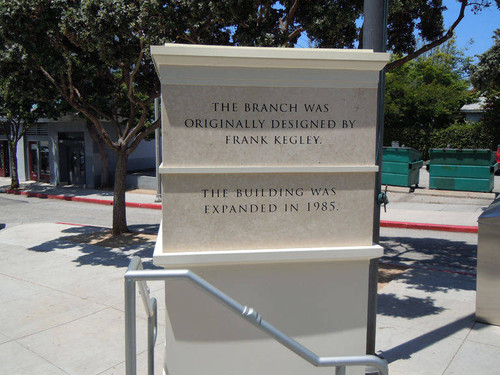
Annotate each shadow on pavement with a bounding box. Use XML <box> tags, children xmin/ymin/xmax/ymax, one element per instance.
<box><xmin>380</xmin><ymin>235</ymin><xmax>477</xmax><ymax>277</ymax></box>
<box><xmin>27</xmin><ymin>224</ymin><xmax>161</xmax><ymax>269</ymax></box>
<box><xmin>378</xmin><ymin>293</ymin><xmax>445</xmax><ymax>319</ymax></box>
<box><xmin>394</xmin><ymin>267</ymin><xmax>476</xmax><ymax>294</ymax></box>
<box><xmin>128</xmin><ymin>223</ymin><xmax>160</xmax><ymax>234</ymax></box>
<box><xmin>378</xmin><ymin>314</ymin><xmax>475</xmax><ymax>363</ymax></box>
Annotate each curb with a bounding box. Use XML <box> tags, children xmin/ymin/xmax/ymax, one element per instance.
<box><xmin>4</xmin><ymin>189</ymin><xmax>162</xmax><ymax>210</ymax></box>
<box><xmin>380</xmin><ymin>220</ymin><xmax>478</xmax><ymax>233</ymax></box>
<box><xmin>386</xmin><ymin>186</ymin><xmax>497</xmax><ymax>200</ymax></box>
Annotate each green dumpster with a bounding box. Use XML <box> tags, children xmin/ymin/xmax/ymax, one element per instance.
<box><xmin>382</xmin><ymin>147</ymin><xmax>423</xmax><ymax>188</ymax></box>
<box><xmin>428</xmin><ymin>148</ymin><xmax>498</xmax><ymax>192</ymax></box>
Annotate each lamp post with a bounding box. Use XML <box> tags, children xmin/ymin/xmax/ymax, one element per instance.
<box><xmin>363</xmin><ymin>0</ymin><xmax>388</xmax><ymax>356</ymax></box>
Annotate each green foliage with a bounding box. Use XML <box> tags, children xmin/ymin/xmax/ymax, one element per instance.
<box><xmin>470</xmin><ymin>29</ymin><xmax>500</xmax><ymax>148</ymax></box>
<box><xmin>471</xmin><ymin>29</ymin><xmax>500</xmax><ymax>91</ymax></box>
<box><xmin>385</xmin><ymin>40</ymin><xmax>472</xmax><ymax>129</ymax></box>
<box><xmin>384</xmin><ymin>39</ymin><xmax>475</xmax><ymax>157</ymax></box>
<box><xmin>430</xmin><ymin>121</ymin><xmax>495</xmax><ymax>150</ymax></box>
<box><xmin>384</xmin><ymin>121</ymin><xmax>495</xmax><ymax>160</ymax></box>
<box><xmin>0</xmin><ymin>36</ymin><xmax>64</xmax><ymax>139</ymax></box>
<box><xmin>387</xmin><ymin>0</ymin><xmax>445</xmax><ymax>55</ymax></box>
<box><xmin>384</xmin><ymin>124</ymin><xmax>433</xmax><ymax>159</ymax></box>
<box><xmin>0</xmin><ymin>36</ymin><xmax>64</xmax><ymax>189</ymax></box>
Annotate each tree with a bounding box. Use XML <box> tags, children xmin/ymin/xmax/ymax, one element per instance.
<box><xmin>384</xmin><ymin>39</ymin><xmax>472</xmax><ymax>156</ymax></box>
<box><xmin>471</xmin><ymin>29</ymin><xmax>500</xmax><ymax>148</ymax></box>
<box><xmin>0</xmin><ymin>41</ymin><xmax>62</xmax><ymax>189</ymax></box>
<box><xmin>0</xmin><ymin>1</ymin><xmax>157</xmax><ymax>234</ymax></box>
<box><xmin>156</xmin><ymin>1</ymin><xmax>497</xmax><ymax>71</ymax></box>
<box><xmin>0</xmin><ymin>0</ymin><xmax>237</xmax><ymax>235</ymax></box>
<box><xmin>1</xmin><ymin>0</ymin><xmax>495</xmax><ymax>234</ymax></box>
<box><xmin>385</xmin><ymin>0</ymin><xmax>499</xmax><ymax>71</ymax></box>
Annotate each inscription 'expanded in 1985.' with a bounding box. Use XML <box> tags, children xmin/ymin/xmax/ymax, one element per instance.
<box><xmin>201</xmin><ymin>186</ymin><xmax>338</xmax><ymax>215</ymax></box>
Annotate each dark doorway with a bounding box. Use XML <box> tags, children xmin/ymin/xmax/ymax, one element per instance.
<box><xmin>28</xmin><ymin>141</ymin><xmax>50</xmax><ymax>182</ymax></box>
<box><xmin>0</xmin><ymin>141</ymin><xmax>9</xmax><ymax>177</ymax></box>
<box><xmin>28</xmin><ymin>141</ymin><xmax>39</xmax><ymax>181</ymax></box>
<box><xmin>39</xmin><ymin>142</ymin><xmax>50</xmax><ymax>182</ymax></box>
<box><xmin>58</xmin><ymin>132</ymin><xmax>85</xmax><ymax>186</ymax></box>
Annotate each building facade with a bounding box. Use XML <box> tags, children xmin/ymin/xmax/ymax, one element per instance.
<box><xmin>0</xmin><ymin>116</ymin><xmax>156</xmax><ymax>188</ymax></box>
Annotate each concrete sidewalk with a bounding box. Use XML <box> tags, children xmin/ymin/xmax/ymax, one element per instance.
<box><xmin>1</xmin><ymin>221</ymin><xmax>500</xmax><ymax>374</ymax></box>
<box><xmin>380</xmin><ymin>168</ymin><xmax>499</xmax><ymax>228</ymax></box>
<box><xmin>0</xmin><ymin>223</ymin><xmax>165</xmax><ymax>375</ymax></box>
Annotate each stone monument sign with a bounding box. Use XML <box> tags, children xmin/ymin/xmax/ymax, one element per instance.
<box><xmin>152</xmin><ymin>44</ymin><xmax>388</xmax><ymax>375</ymax></box>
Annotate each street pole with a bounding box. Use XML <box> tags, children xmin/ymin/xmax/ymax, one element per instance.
<box><xmin>154</xmin><ymin>97</ymin><xmax>162</xmax><ymax>203</ymax></box>
<box><xmin>363</xmin><ymin>0</ymin><xmax>388</xmax><ymax>356</ymax></box>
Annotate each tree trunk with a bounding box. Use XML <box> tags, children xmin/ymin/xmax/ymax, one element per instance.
<box><xmin>112</xmin><ymin>149</ymin><xmax>129</xmax><ymax>235</ymax></box>
<box><xmin>85</xmin><ymin>120</ymin><xmax>111</xmax><ymax>188</ymax></box>
<box><xmin>8</xmin><ymin>140</ymin><xmax>19</xmax><ymax>190</ymax></box>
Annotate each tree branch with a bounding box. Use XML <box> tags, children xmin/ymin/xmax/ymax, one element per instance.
<box><xmin>179</xmin><ymin>33</ymin><xmax>198</xmax><ymax>44</ymax></box>
<box><xmin>128</xmin><ymin>33</ymin><xmax>145</xmax><ymax>103</ymax></box>
<box><xmin>281</xmin><ymin>0</ymin><xmax>300</xmax><ymax>32</ymax></box>
<box><xmin>40</xmin><ymin>65</ymin><xmax>117</xmax><ymax>150</ymax></box>
<box><xmin>61</xmin><ymin>45</ymin><xmax>76</xmax><ymax>103</ymax></box>
<box><xmin>123</xmin><ymin>108</ymin><xmax>149</xmax><ymax>146</ymax></box>
<box><xmin>386</xmin><ymin>0</ymin><xmax>467</xmax><ymax>71</ymax></box>
<box><xmin>126</xmin><ymin>119</ymin><xmax>160</xmax><ymax>156</ymax></box>
<box><xmin>286</xmin><ymin>27</ymin><xmax>304</xmax><ymax>45</ymax></box>
<box><xmin>123</xmin><ymin>104</ymin><xmax>139</xmax><ymax>138</ymax></box>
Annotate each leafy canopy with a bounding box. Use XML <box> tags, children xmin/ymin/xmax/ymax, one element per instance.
<box><xmin>385</xmin><ymin>40</ymin><xmax>471</xmax><ymax>130</ymax></box>
<box><xmin>0</xmin><ymin>39</ymin><xmax>62</xmax><ymax>136</ymax></box>
<box><xmin>470</xmin><ymin>29</ymin><xmax>500</xmax><ymax>147</ymax></box>
<box><xmin>384</xmin><ymin>39</ymin><xmax>474</xmax><ymax>156</ymax></box>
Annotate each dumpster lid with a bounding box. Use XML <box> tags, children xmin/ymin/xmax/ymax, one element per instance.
<box><xmin>479</xmin><ymin>197</ymin><xmax>500</xmax><ymax>224</ymax></box>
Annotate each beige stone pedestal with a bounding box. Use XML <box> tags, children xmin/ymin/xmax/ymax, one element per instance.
<box><xmin>151</xmin><ymin>44</ymin><xmax>389</xmax><ymax>375</ymax></box>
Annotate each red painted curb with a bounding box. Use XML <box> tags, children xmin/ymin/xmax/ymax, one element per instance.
<box><xmin>380</xmin><ymin>220</ymin><xmax>478</xmax><ymax>233</ymax></box>
<box><xmin>4</xmin><ymin>189</ymin><xmax>161</xmax><ymax>210</ymax></box>
<box><xmin>126</xmin><ymin>202</ymin><xmax>162</xmax><ymax>210</ymax></box>
<box><xmin>55</xmin><ymin>222</ymin><xmax>90</xmax><ymax>227</ymax></box>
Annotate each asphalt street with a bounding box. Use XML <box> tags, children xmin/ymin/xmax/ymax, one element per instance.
<box><xmin>0</xmin><ymin>193</ymin><xmax>161</xmax><ymax>231</ymax></box>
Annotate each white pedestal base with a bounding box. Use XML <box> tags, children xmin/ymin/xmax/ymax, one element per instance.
<box><xmin>154</xmin><ymin>227</ymin><xmax>382</xmax><ymax>375</ymax></box>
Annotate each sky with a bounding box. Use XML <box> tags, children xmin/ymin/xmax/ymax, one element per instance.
<box><xmin>443</xmin><ymin>0</ymin><xmax>500</xmax><ymax>59</ymax></box>
<box><xmin>295</xmin><ymin>1</ymin><xmax>499</xmax><ymax>60</ymax></box>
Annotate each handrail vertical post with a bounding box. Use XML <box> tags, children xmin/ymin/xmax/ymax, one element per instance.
<box><xmin>125</xmin><ymin>278</ymin><xmax>137</xmax><ymax>375</ymax></box>
<box><xmin>148</xmin><ymin>298</ymin><xmax>158</xmax><ymax>375</ymax></box>
<box><xmin>335</xmin><ymin>365</ymin><xmax>346</xmax><ymax>375</ymax></box>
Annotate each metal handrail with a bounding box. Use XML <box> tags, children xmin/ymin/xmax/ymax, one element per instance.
<box><xmin>125</xmin><ymin>257</ymin><xmax>157</xmax><ymax>375</ymax></box>
<box><xmin>125</xmin><ymin>256</ymin><xmax>389</xmax><ymax>375</ymax></box>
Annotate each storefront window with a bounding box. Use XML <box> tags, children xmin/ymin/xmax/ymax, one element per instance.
<box><xmin>40</xmin><ymin>142</ymin><xmax>50</xmax><ymax>182</ymax></box>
